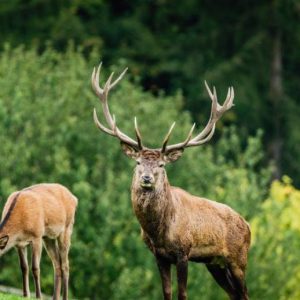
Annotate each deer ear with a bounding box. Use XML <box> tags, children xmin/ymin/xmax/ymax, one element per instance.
<box><xmin>164</xmin><ymin>149</ymin><xmax>184</xmax><ymax>163</ymax></box>
<box><xmin>121</xmin><ymin>142</ymin><xmax>140</xmax><ymax>159</ymax></box>
<box><xmin>0</xmin><ymin>235</ymin><xmax>9</xmax><ymax>250</ymax></box>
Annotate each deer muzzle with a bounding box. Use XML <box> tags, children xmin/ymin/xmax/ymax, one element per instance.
<box><xmin>140</xmin><ymin>174</ymin><xmax>154</xmax><ymax>190</ymax></box>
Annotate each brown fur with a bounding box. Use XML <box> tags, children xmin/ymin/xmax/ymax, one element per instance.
<box><xmin>0</xmin><ymin>183</ymin><xmax>77</xmax><ymax>300</ymax></box>
<box><xmin>125</xmin><ymin>147</ymin><xmax>251</xmax><ymax>300</ymax></box>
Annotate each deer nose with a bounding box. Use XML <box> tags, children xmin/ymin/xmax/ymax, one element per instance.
<box><xmin>142</xmin><ymin>175</ymin><xmax>151</xmax><ymax>183</ymax></box>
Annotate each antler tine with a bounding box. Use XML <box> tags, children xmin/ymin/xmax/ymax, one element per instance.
<box><xmin>224</xmin><ymin>87</ymin><xmax>231</xmax><ymax>106</ymax></box>
<box><xmin>134</xmin><ymin>117</ymin><xmax>143</xmax><ymax>150</ymax></box>
<box><xmin>95</xmin><ymin>63</ymin><xmax>102</xmax><ymax>91</ymax></box>
<box><xmin>188</xmin><ymin>124</ymin><xmax>216</xmax><ymax>146</ymax></box>
<box><xmin>91</xmin><ymin>64</ymin><xmax>104</xmax><ymax>99</ymax></box>
<box><xmin>225</xmin><ymin>87</ymin><xmax>234</xmax><ymax>109</ymax></box>
<box><xmin>161</xmin><ymin>122</ymin><xmax>176</xmax><ymax>153</ymax></box>
<box><xmin>204</xmin><ymin>81</ymin><xmax>218</xmax><ymax>118</ymax></box>
<box><xmin>110</xmin><ymin>67</ymin><xmax>128</xmax><ymax>90</ymax></box>
<box><xmin>163</xmin><ymin>123</ymin><xmax>196</xmax><ymax>152</ymax></box>
<box><xmin>105</xmin><ymin>71</ymin><xmax>114</xmax><ymax>89</ymax></box>
<box><xmin>213</xmin><ymin>86</ymin><xmax>217</xmax><ymax>101</ymax></box>
<box><xmin>93</xmin><ymin>108</ymin><xmax>115</xmax><ymax>136</ymax></box>
<box><xmin>184</xmin><ymin>123</ymin><xmax>196</xmax><ymax>144</ymax></box>
<box><xmin>112</xmin><ymin>114</ymin><xmax>140</xmax><ymax>146</ymax></box>
<box><xmin>204</xmin><ymin>80</ymin><xmax>214</xmax><ymax>100</ymax></box>
<box><xmin>213</xmin><ymin>86</ymin><xmax>223</xmax><ymax>111</ymax></box>
<box><xmin>103</xmin><ymin>72</ymin><xmax>114</xmax><ymax>98</ymax></box>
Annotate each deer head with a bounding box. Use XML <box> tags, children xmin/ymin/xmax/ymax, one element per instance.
<box><xmin>92</xmin><ymin>64</ymin><xmax>234</xmax><ymax>191</ymax></box>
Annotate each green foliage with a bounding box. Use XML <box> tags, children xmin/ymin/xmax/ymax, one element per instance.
<box><xmin>0</xmin><ymin>46</ymin><xmax>273</xmax><ymax>299</ymax></box>
<box><xmin>0</xmin><ymin>2</ymin><xmax>299</xmax><ymax>187</ymax></box>
<box><xmin>248</xmin><ymin>178</ymin><xmax>300</xmax><ymax>300</ymax></box>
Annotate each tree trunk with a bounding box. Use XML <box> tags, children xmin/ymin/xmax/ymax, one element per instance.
<box><xmin>269</xmin><ymin>7</ymin><xmax>283</xmax><ymax>180</ymax></box>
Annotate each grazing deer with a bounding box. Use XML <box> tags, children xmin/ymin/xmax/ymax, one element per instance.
<box><xmin>0</xmin><ymin>183</ymin><xmax>77</xmax><ymax>300</ymax></box>
<box><xmin>91</xmin><ymin>64</ymin><xmax>251</xmax><ymax>300</ymax></box>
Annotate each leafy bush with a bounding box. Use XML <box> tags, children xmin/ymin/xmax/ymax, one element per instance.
<box><xmin>248</xmin><ymin>178</ymin><xmax>300</xmax><ymax>300</ymax></box>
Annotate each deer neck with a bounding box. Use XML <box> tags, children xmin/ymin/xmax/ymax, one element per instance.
<box><xmin>131</xmin><ymin>176</ymin><xmax>175</xmax><ymax>243</ymax></box>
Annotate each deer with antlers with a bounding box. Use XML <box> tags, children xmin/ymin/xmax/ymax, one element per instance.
<box><xmin>91</xmin><ymin>64</ymin><xmax>251</xmax><ymax>300</ymax></box>
<box><xmin>0</xmin><ymin>183</ymin><xmax>77</xmax><ymax>300</ymax></box>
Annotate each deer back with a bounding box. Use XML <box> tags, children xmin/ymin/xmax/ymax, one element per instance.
<box><xmin>0</xmin><ymin>183</ymin><xmax>77</xmax><ymax>240</ymax></box>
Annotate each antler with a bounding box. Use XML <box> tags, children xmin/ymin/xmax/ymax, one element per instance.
<box><xmin>92</xmin><ymin>63</ymin><xmax>143</xmax><ymax>149</ymax></box>
<box><xmin>161</xmin><ymin>81</ymin><xmax>234</xmax><ymax>152</ymax></box>
<box><xmin>92</xmin><ymin>64</ymin><xmax>234</xmax><ymax>153</ymax></box>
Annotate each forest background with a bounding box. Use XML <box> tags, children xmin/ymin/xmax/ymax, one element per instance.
<box><xmin>0</xmin><ymin>1</ymin><xmax>299</xmax><ymax>299</ymax></box>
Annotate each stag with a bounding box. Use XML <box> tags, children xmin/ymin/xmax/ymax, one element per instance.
<box><xmin>91</xmin><ymin>64</ymin><xmax>251</xmax><ymax>300</ymax></box>
<box><xmin>0</xmin><ymin>183</ymin><xmax>77</xmax><ymax>300</ymax></box>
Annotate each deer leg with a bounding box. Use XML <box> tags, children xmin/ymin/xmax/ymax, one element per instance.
<box><xmin>17</xmin><ymin>246</ymin><xmax>30</xmax><ymax>297</ymax></box>
<box><xmin>228</xmin><ymin>264</ymin><xmax>249</xmax><ymax>300</ymax></box>
<box><xmin>58</xmin><ymin>228</ymin><xmax>72</xmax><ymax>300</ymax></box>
<box><xmin>31</xmin><ymin>239</ymin><xmax>43</xmax><ymax>299</ymax></box>
<box><xmin>156</xmin><ymin>256</ymin><xmax>172</xmax><ymax>300</ymax></box>
<box><xmin>176</xmin><ymin>256</ymin><xmax>188</xmax><ymax>300</ymax></box>
<box><xmin>206</xmin><ymin>264</ymin><xmax>237</xmax><ymax>300</ymax></box>
<box><xmin>44</xmin><ymin>237</ymin><xmax>62</xmax><ymax>300</ymax></box>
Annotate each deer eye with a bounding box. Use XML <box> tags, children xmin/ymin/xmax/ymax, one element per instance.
<box><xmin>159</xmin><ymin>162</ymin><xmax>165</xmax><ymax>168</ymax></box>
<box><xmin>136</xmin><ymin>161</ymin><xmax>141</xmax><ymax>165</ymax></box>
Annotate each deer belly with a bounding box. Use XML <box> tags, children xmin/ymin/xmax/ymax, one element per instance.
<box><xmin>44</xmin><ymin>224</ymin><xmax>64</xmax><ymax>239</ymax></box>
<box><xmin>189</xmin><ymin>235</ymin><xmax>226</xmax><ymax>259</ymax></box>
<box><xmin>189</xmin><ymin>244</ymin><xmax>221</xmax><ymax>258</ymax></box>
<box><xmin>188</xmin><ymin>226</ymin><xmax>226</xmax><ymax>258</ymax></box>
<box><xmin>15</xmin><ymin>233</ymin><xmax>32</xmax><ymax>247</ymax></box>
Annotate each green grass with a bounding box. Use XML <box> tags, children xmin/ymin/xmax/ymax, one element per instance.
<box><xmin>0</xmin><ymin>293</ymin><xmax>26</xmax><ymax>300</ymax></box>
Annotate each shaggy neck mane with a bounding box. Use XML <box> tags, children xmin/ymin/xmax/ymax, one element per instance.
<box><xmin>132</xmin><ymin>175</ymin><xmax>175</xmax><ymax>244</ymax></box>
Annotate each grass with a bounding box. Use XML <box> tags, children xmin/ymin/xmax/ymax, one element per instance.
<box><xmin>0</xmin><ymin>293</ymin><xmax>26</xmax><ymax>300</ymax></box>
